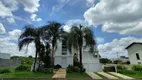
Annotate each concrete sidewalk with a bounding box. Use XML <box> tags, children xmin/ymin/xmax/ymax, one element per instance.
<box><xmin>109</xmin><ymin>72</ymin><xmax>134</xmax><ymax>79</ymax></box>
<box><xmin>52</xmin><ymin>68</ymin><xmax>66</xmax><ymax>78</ymax></box>
<box><xmin>86</xmin><ymin>72</ymin><xmax>103</xmax><ymax>79</ymax></box>
<box><xmin>97</xmin><ymin>72</ymin><xmax>118</xmax><ymax>79</ymax></box>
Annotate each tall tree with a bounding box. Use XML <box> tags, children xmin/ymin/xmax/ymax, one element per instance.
<box><xmin>38</xmin><ymin>42</ymin><xmax>51</xmax><ymax>68</ymax></box>
<box><xmin>67</xmin><ymin>24</ymin><xmax>96</xmax><ymax>72</ymax></box>
<box><xmin>18</xmin><ymin>25</ymin><xmax>43</xmax><ymax>72</ymax></box>
<box><xmin>43</xmin><ymin>22</ymin><xmax>63</xmax><ymax>68</ymax></box>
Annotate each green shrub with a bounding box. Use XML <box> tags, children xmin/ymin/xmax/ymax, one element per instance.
<box><xmin>117</xmin><ymin>65</ymin><xmax>127</xmax><ymax>70</ymax></box>
<box><xmin>67</xmin><ymin>68</ymin><xmax>72</xmax><ymax>73</ymax></box>
<box><xmin>81</xmin><ymin>68</ymin><xmax>86</xmax><ymax>72</ymax></box>
<box><xmin>15</xmin><ymin>64</ymin><xmax>30</xmax><ymax>71</ymax></box>
<box><xmin>131</xmin><ymin>65</ymin><xmax>142</xmax><ymax>71</ymax></box>
<box><xmin>37</xmin><ymin>67</ymin><xmax>53</xmax><ymax>73</ymax></box>
<box><xmin>67</xmin><ymin>65</ymin><xmax>73</xmax><ymax>68</ymax></box>
<box><xmin>73</xmin><ymin>66</ymin><xmax>80</xmax><ymax>72</ymax></box>
<box><xmin>104</xmin><ymin>66</ymin><xmax>115</xmax><ymax>72</ymax></box>
<box><xmin>117</xmin><ymin>69</ymin><xmax>123</xmax><ymax>73</ymax></box>
<box><xmin>67</xmin><ymin>65</ymin><xmax>86</xmax><ymax>73</ymax></box>
<box><xmin>114</xmin><ymin>60</ymin><xmax>122</xmax><ymax>64</ymax></box>
<box><xmin>54</xmin><ymin>64</ymin><xmax>62</xmax><ymax>69</ymax></box>
<box><xmin>118</xmin><ymin>70</ymin><xmax>136</xmax><ymax>74</ymax></box>
<box><xmin>0</xmin><ymin>68</ymin><xmax>11</xmax><ymax>74</ymax></box>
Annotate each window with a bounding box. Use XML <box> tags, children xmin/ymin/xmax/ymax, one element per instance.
<box><xmin>138</xmin><ymin>62</ymin><xmax>141</xmax><ymax>64</ymax></box>
<box><xmin>136</xmin><ymin>53</ymin><xmax>140</xmax><ymax>60</ymax></box>
<box><xmin>62</xmin><ymin>40</ymin><xmax>67</xmax><ymax>55</ymax></box>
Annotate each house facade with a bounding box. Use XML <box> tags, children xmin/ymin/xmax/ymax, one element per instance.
<box><xmin>0</xmin><ymin>53</ymin><xmax>10</xmax><ymax>59</ymax></box>
<box><xmin>0</xmin><ymin>53</ymin><xmax>21</xmax><ymax>68</ymax></box>
<box><xmin>126</xmin><ymin>42</ymin><xmax>142</xmax><ymax>64</ymax></box>
<box><xmin>54</xmin><ymin>40</ymin><xmax>102</xmax><ymax>72</ymax></box>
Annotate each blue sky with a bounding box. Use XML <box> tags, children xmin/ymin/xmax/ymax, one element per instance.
<box><xmin>0</xmin><ymin>0</ymin><xmax>142</xmax><ymax>58</ymax></box>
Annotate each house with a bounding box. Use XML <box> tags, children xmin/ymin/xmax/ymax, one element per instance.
<box><xmin>0</xmin><ymin>53</ymin><xmax>21</xmax><ymax>68</ymax></box>
<box><xmin>126</xmin><ymin>42</ymin><xmax>142</xmax><ymax>64</ymax></box>
<box><xmin>111</xmin><ymin>56</ymin><xmax>129</xmax><ymax>63</ymax></box>
<box><xmin>54</xmin><ymin>39</ymin><xmax>102</xmax><ymax>72</ymax></box>
<box><xmin>119</xmin><ymin>56</ymin><xmax>129</xmax><ymax>62</ymax></box>
<box><xmin>0</xmin><ymin>53</ymin><xmax>10</xmax><ymax>59</ymax></box>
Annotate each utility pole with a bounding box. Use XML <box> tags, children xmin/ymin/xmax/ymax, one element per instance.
<box><xmin>117</xmin><ymin>52</ymin><xmax>119</xmax><ymax>59</ymax></box>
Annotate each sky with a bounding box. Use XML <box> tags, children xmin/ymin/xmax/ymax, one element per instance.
<box><xmin>0</xmin><ymin>0</ymin><xmax>142</xmax><ymax>58</ymax></box>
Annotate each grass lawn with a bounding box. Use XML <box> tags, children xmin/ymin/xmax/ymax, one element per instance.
<box><xmin>121</xmin><ymin>72</ymin><xmax>142</xmax><ymax>79</ymax></box>
<box><xmin>66</xmin><ymin>73</ymin><xmax>91</xmax><ymax>78</ymax></box>
<box><xmin>0</xmin><ymin>72</ymin><xmax>53</xmax><ymax>78</ymax></box>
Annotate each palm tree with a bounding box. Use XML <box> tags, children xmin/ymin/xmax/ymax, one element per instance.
<box><xmin>38</xmin><ymin>42</ymin><xmax>51</xmax><ymax>68</ymax></box>
<box><xmin>18</xmin><ymin>25</ymin><xmax>43</xmax><ymax>72</ymax></box>
<box><xmin>67</xmin><ymin>24</ymin><xmax>96</xmax><ymax>72</ymax></box>
<box><xmin>43</xmin><ymin>22</ymin><xmax>63</xmax><ymax>68</ymax></box>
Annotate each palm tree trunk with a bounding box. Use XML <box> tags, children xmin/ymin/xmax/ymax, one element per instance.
<box><xmin>52</xmin><ymin>46</ymin><xmax>54</xmax><ymax>67</ymax></box>
<box><xmin>33</xmin><ymin>50</ymin><xmax>38</xmax><ymax>72</ymax></box>
<box><xmin>79</xmin><ymin>47</ymin><xmax>82</xmax><ymax>73</ymax></box>
<box><xmin>51</xmin><ymin>46</ymin><xmax>54</xmax><ymax>73</ymax></box>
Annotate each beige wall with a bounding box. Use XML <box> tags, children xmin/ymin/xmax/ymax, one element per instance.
<box><xmin>127</xmin><ymin>44</ymin><xmax>142</xmax><ymax>64</ymax></box>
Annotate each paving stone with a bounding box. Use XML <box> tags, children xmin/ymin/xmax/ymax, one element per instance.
<box><xmin>52</xmin><ymin>68</ymin><xmax>66</xmax><ymax>78</ymax></box>
<box><xmin>109</xmin><ymin>72</ymin><xmax>134</xmax><ymax>79</ymax></box>
<box><xmin>86</xmin><ymin>72</ymin><xmax>103</xmax><ymax>79</ymax></box>
<box><xmin>97</xmin><ymin>72</ymin><xmax>118</xmax><ymax>79</ymax></box>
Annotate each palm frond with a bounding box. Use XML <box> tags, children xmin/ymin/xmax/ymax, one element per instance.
<box><xmin>18</xmin><ymin>38</ymin><xmax>34</xmax><ymax>51</ymax></box>
<box><xmin>67</xmin><ymin>26</ymin><xmax>80</xmax><ymax>53</ymax></box>
<box><xmin>83</xmin><ymin>27</ymin><xmax>96</xmax><ymax>53</ymax></box>
<box><xmin>19</xmin><ymin>25</ymin><xmax>37</xmax><ymax>40</ymax></box>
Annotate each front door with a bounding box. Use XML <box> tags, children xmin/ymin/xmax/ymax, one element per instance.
<box><xmin>61</xmin><ymin>57</ymin><xmax>67</xmax><ymax>68</ymax></box>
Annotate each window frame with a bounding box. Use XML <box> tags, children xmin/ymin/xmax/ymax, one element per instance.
<box><xmin>136</xmin><ymin>53</ymin><xmax>140</xmax><ymax>60</ymax></box>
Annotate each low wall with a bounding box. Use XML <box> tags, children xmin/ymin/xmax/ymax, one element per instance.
<box><xmin>0</xmin><ymin>59</ymin><xmax>21</xmax><ymax>68</ymax></box>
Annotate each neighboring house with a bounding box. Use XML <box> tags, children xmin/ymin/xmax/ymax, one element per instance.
<box><xmin>126</xmin><ymin>42</ymin><xmax>142</xmax><ymax>64</ymax></box>
<box><xmin>119</xmin><ymin>56</ymin><xmax>129</xmax><ymax>62</ymax></box>
<box><xmin>0</xmin><ymin>53</ymin><xmax>21</xmax><ymax>68</ymax></box>
<box><xmin>54</xmin><ymin>40</ymin><xmax>102</xmax><ymax>72</ymax></box>
<box><xmin>111</xmin><ymin>56</ymin><xmax>129</xmax><ymax>63</ymax></box>
<box><xmin>0</xmin><ymin>53</ymin><xmax>10</xmax><ymax>59</ymax></box>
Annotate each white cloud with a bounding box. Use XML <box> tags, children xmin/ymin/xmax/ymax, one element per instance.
<box><xmin>1</xmin><ymin>0</ymin><xmax>18</xmax><ymax>11</ymax></box>
<box><xmin>7</xmin><ymin>17</ymin><xmax>15</xmax><ymax>23</ymax></box>
<box><xmin>98</xmin><ymin>37</ymin><xmax>142</xmax><ymax>58</ymax></box>
<box><xmin>0</xmin><ymin>29</ymin><xmax>35</xmax><ymax>57</ymax></box>
<box><xmin>86</xmin><ymin>0</ymin><xmax>95</xmax><ymax>7</ymax></box>
<box><xmin>50</xmin><ymin>0</ymin><xmax>70</xmax><ymax>15</ymax></box>
<box><xmin>0</xmin><ymin>0</ymin><xmax>19</xmax><ymax>23</ymax></box>
<box><xmin>0</xmin><ymin>37</ymin><xmax>35</xmax><ymax>56</ymax></box>
<box><xmin>0</xmin><ymin>0</ymin><xmax>41</xmax><ymax>23</ymax></box>
<box><xmin>0</xmin><ymin>23</ymin><xmax>6</xmax><ymax>34</ymax></box>
<box><xmin>20</xmin><ymin>0</ymin><xmax>40</xmax><ymax>13</ymax></box>
<box><xmin>0</xmin><ymin>1</ymin><xmax>13</xmax><ymax>18</ymax></box>
<box><xmin>63</xmin><ymin>19</ymin><xmax>87</xmax><ymax>32</ymax></box>
<box><xmin>96</xmin><ymin>37</ymin><xmax>104</xmax><ymax>43</ymax></box>
<box><xmin>30</xmin><ymin>14</ymin><xmax>42</xmax><ymax>22</ymax></box>
<box><xmin>84</xmin><ymin>0</ymin><xmax>142</xmax><ymax>35</ymax></box>
<box><xmin>8</xmin><ymin>29</ymin><xmax>22</xmax><ymax>40</ymax></box>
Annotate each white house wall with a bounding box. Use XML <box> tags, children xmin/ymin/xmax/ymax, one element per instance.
<box><xmin>55</xmin><ymin>40</ymin><xmax>74</xmax><ymax>56</ymax></box>
<box><xmin>54</xmin><ymin>40</ymin><xmax>73</xmax><ymax>68</ymax></box>
<box><xmin>54</xmin><ymin>56</ymin><xmax>73</xmax><ymax>68</ymax></box>
<box><xmin>83</xmin><ymin>63</ymin><xmax>102</xmax><ymax>72</ymax></box>
<box><xmin>0</xmin><ymin>53</ymin><xmax>10</xmax><ymax>59</ymax></box>
<box><xmin>82</xmin><ymin>50</ymin><xmax>102</xmax><ymax>72</ymax></box>
<box><xmin>127</xmin><ymin>44</ymin><xmax>142</xmax><ymax>64</ymax></box>
<box><xmin>82</xmin><ymin>51</ymin><xmax>100</xmax><ymax>63</ymax></box>
<box><xmin>54</xmin><ymin>40</ymin><xmax>102</xmax><ymax>72</ymax></box>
